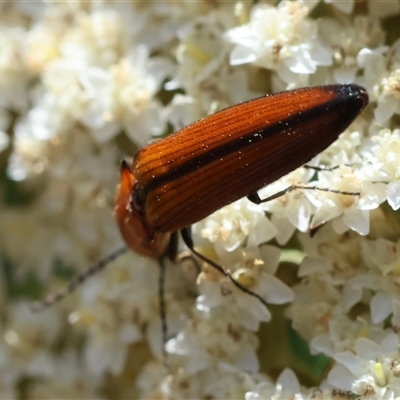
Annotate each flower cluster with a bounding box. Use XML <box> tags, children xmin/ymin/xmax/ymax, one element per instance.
<box><xmin>1</xmin><ymin>1</ymin><xmax>400</xmax><ymax>399</ymax></box>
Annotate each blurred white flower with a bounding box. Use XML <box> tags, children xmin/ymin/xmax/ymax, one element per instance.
<box><xmin>27</xmin><ymin>350</ymin><xmax>102</xmax><ymax>399</ymax></box>
<box><xmin>24</xmin><ymin>18</ymin><xmax>63</xmax><ymax>75</ymax></box>
<box><xmin>0</xmin><ymin>302</ymin><xmax>62</xmax><ymax>384</ymax></box>
<box><xmin>0</xmin><ymin>26</ymin><xmax>29</xmax><ymax>110</ymax></box>
<box><xmin>60</xmin><ymin>7</ymin><xmax>133</xmax><ymax>68</ymax></box>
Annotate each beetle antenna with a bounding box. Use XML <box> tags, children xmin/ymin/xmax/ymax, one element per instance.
<box><xmin>32</xmin><ymin>246</ymin><xmax>129</xmax><ymax>311</ymax></box>
<box><xmin>180</xmin><ymin>228</ymin><xmax>270</xmax><ymax>309</ymax></box>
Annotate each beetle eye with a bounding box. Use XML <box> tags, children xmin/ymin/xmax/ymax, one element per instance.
<box><xmin>132</xmin><ymin>184</ymin><xmax>147</xmax><ymax>212</ymax></box>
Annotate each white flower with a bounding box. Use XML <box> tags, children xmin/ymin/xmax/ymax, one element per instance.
<box><xmin>196</xmin><ymin>245</ymin><xmax>293</xmax><ymax>329</ymax></box>
<box><xmin>72</xmin><ymin>298</ymin><xmax>143</xmax><ymax>376</ymax></box>
<box><xmin>173</xmin><ymin>15</ymin><xmax>230</xmax><ymax>92</ymax></box>
<box><xmin>305</xmin><ymin>165</ymin><xmax>386</xmax><ymax>235</ymax></box>
<box><xmin>202</xmin><ymin>366</ymin><xmax>260</xmax><ymax>400</ymax></box>
<box><xmin>256</xmin><ymin>166</ymin><xmax>317</xmax><ymax>244</ymax></box>
<box><xmin>358</xmin><ymin>40</ymin><xmax>400</xmax><ymax>124</ymax></box>
<box><xmin>166</xmin><ymin>308</ymin><xmax>259</xmax><ymax>373</ymax></box>
<box><xmin>246</xmin><ymin>368</ymin><xmax>303</xmax><ymax>400</ymax></box>
<box><xmin>375</xmin><ymin>67</ymin><xmax>400</xmax><ymax>124</ymax></box>
<box><xmin>75</xmin><ymin>251</ymin><xmax>192</xmax><ymax>362</ymax></box>
<box><xmin>138</xmin><ymin>363</ymin><xmax>258</xmax><ymax>400</ymax></box>
<box><xmin>79</xmin><ymin>47</ymin><xmax>172</xmax><ymax>145</ymax></box>
<box><xmin>164</xmin><ymin>94</ymin><xmax>209</xmax><ymax>132</ymax></box>
<box><xmin>193</xmin><ymin>198</ymin><xmax>293</xmax><ymax>327</ymax></box>
<box><xmin>361</xmin><ymin>237</ymin><xmax>400</xmax><ymax>326</ymax></box>
<box><xmin>225</xmin><ymin>2</ymin><xmax>332</xmax><ymax>85</ymax></box>
<box><xmin>319</xmin><ymin>16</ymin><xmax>384</xmax><ymax>85</ymax></box>
<box><xmin>69</xmin><ymin>254</ymin><xmax>155</xmax><ymax>376</ymax></box>
<box><xmin>319</xmin><ymin>126</ymin><xmax>365</xmax><ymax>165</ymax></box>
<box><xmin>363</xmin><ymin>129</ymin><xmax>400</xmax><ymax>210</ymax></box>
<box><xmin>328</xmin><ymin>333</ymin><xmax>400</xmax><ymax>398</ymax></box>
<box><xmin>287</xmin><ymin>278</ymin><xmax>341</xmax><ymax>341</ymax></box>
<box><xmin>311</xmin><ymin>315</ymin><xmax>387</xmax><ymax>359</ymax></box>
<box><xmin>298</xmin><ymin>225</ymin><xmax>367</xmax><ymax>306</ymax></box>
<box><xmin>357</xmin><ymin>46</ymin><xmax>389</xmax><ymax>102</ymax></box>
<box><xmin>166</xmin><ymin>65</ymin><xmax>260</xmax><ymax>131</ymax></box>
<box><xmin>168</xmin><ymin>14</ymin><xmax>259</xmax><ymax>115</ymax></box>
<box><xmin>199</xmin><ymin>198</ymin><xmax>277</xmax><ymax>253</ymax></box>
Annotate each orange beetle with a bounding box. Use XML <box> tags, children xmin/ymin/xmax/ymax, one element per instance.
<box><xmin>115</xmin><ymin>84</ymin><xmax>368</xmax><ymax>259</ymax></box>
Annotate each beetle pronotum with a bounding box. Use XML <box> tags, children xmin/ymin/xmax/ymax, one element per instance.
<box><xmin>34</xmin><ymin>84</ymin><xmax>368</xmax><ymax>358</ymax></box>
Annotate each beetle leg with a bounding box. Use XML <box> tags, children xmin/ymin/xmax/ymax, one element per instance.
<box><xmin>165</xmin><ymin>231</ymin><xmax>179</xmax><ymax>262</ymax></box>
<box><xmin>157</xmin><ymin>257</ymin><xmax>169</xmax><ymax>368</ymax></box>
<box><xmin>180</xmin><ymin>227</ymin><xmax>270</xmax><ymax>309</ymax></box>
<box><xmin>247</xmin><ymin>185</ymin><xmax>360</xmax><ymax>205</ymax></box>
<box><xmin>303</xmin><ymin>163</ymin><xmax>352</xmax><ymax>172</ymax></box>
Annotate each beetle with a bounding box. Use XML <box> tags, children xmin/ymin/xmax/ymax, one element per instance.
<box><xmin>35</xmin><ymin>84</ymin><xmax>368</xmax><ymax>357</ymax></box>
<box><xmin>115</xmin><ymin>84</ymin><xmax>367</xmax><ymax>255</ymax></box>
